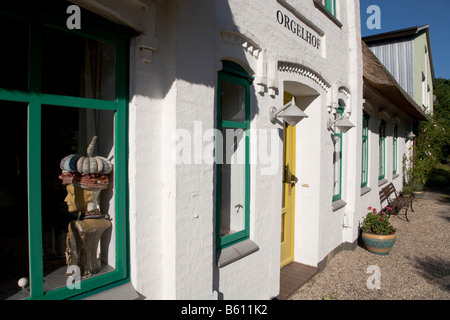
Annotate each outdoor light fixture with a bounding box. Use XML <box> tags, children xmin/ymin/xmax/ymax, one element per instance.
<box><xmin>269</xmin><ymin>97</ymin><xmax>308</xmax><ymax>127</ymax></box>
<box><xmin>407</xmin><ymin>131</ymin><xmax>416</xmax><ymax>140</ymax></box>
<box><xmin>327</xmin><ymin>115</ymin><xmax>355</xmax><ymax>133</ymax></box>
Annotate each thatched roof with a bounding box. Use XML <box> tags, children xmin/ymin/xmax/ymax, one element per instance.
<box><xmin>362</xmin><ymin>40</ymin><xmax>428</xmax><ymax>121</ymax></box>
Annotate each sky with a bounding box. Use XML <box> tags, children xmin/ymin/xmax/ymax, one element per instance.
<box><xmin>360</xmin><ymin>0</ymin><xmax>450</xmax><ymax>79</ymax></box>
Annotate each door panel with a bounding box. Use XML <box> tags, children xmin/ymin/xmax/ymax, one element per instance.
<box><xmin>280</xmin><ymin>92</ymin><xmax>296</xmax><ymax>268</ymax></box>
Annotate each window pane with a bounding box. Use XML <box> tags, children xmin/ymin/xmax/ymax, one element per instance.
<box><xmin>0</xmin><ymin>15</ymin><xmax>29</xmax><ymax>91</ymax></box>
<box><xmin>42</xmin><ymin>28</ymin><xmax>116</xmax><ymax>100</ymax></box>
<box><xmin>0</xmin><ymin>102</ymin><xmax>29</xmax><ymax>300</ymax></box>
<box><xmin>221</xmin><ymin>81</ymin><xmax>246</xmax><ymax>122</ymax></box>
<box><xmin>220</xmin><ymin>128</ymin><xmax>246</xmax><ymax>237</ymax></box>
<box><xmin>333</xmin><ymin>134</ymin><xmax>341</xmax><ymax>197</ymax></box>
<box><xmin>41</xmin><ymin>105</ymin><xmax>116</xmax><ymax>293</ymax></box>
<box><xmin>362</xmin><ymin>137</ymin><xmax>368</xmax><ymax>185</ymax></box>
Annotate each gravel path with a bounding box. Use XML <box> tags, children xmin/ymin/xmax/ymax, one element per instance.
<box><xmin>289</xmin><ymin>191</ymin><xmax>450</xmax><ymax>300</ymax></box>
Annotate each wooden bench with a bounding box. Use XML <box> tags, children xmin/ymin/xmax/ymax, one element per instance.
<box><xmin>379</xmin><ymin>182</ymin><xmax>414</xmax><ymax>221</ymax></box>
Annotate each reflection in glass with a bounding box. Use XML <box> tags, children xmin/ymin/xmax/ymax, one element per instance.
<box><xmin>42</xmin><ymin>27</ymin><xmax>116</xmax><ymax>100</ymax></box>
<box><xmin>221</xmin><ymin>81</ymin><xmax>246</xmax><ymax>122</ymax></box>
<box><xmin>0</xmin><ymin>15</ymin><xmax>29</xmax><ymax>91</ymax></box>
<box><xmin>41</xmin><ymin>105</ymin><xmax>116</xmax><ymax>293</ymax></box>
<box><xmin>0</xmin><ymin>102</ymin><xmax>29</xmax><ymax>300</ymax></box>
<box><xmin>220</xmin><ymin>128</ymin><xmax>246</xmax><ymax>237</ymax></box>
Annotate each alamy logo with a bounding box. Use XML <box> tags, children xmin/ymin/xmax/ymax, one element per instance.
<box><xmin>366</xmin><ymin>5</ymin><xmax>381</xmax><ymax>30</ymax></box>
<box><xmin>171</xmin><ymin>121</ymin><xmax>279</xmax><ymax>176</ymax></box>
<box><xmin>366</xmin><ymin>265</ymin><xmax>381</xmax><ymax>290</ymax></box>
<box><xmin>66</xmin><ymin>5</ymin><xmax>81</xmax><ymax>30</ymax></box>
<box><xmin>66</xmin><ymin>265</ymin><xmax>81</xmax><ymax>290</ymax></box>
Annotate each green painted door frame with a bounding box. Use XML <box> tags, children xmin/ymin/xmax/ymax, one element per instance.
<box><xmin>0</xmin><ymin>5</ymin><xmax>130</xmax><ymax>300</ymax></box>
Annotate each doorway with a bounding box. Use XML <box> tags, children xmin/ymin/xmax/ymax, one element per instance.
<box><xmin>280</xmin><ymin>92</ymin><xmax>296</xmax><ymax>268</ymax></box>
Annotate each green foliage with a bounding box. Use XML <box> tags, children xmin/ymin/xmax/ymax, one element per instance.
<box><xmin>425</xmin><ymin>164</ymin><xmax>450</xmax><ymax>190</ymax></box>
<box><xmin>431</xmin><ymin>78</ymin><xmax>450</xmax><ymax>161</ymax></box>
<box><xmin>405</xmin><ymin>78</ymin><xmax>450</xmax><ymax>187</ymax></box>
<box><xmin>361</xmin><ymin>207</ymin><xmax>396</xmax><ymax>235</ymax></box>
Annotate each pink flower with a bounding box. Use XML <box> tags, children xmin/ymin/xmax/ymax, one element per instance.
<box><xmin>386</xmin><ymin>206</ymin><xmax>392</xmax><ymax>211</ymax></box>
<box><xmin>373</xmin><ymin>208</ymin><xmax>377</xmax><ymax>213</ymax></box>
<box><xmin>367</xmin><ymin>206</ymin><xmax>372</xmax><ymax>210</ymax></box>
<box><xmin>381</xmin><ymin>218</ymin><xmax>385</xmax><ymax>221</ymax></box>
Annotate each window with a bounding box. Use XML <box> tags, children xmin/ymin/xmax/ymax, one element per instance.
<box><xmin>332</xmin><ymin>104</ymin><xmax>344</xmax><ymax>201</ymax></box>
<box><xmin>216</xmin><ymin>61</ymin><xmax>252</xmax><ymax>250</ymax></box>
<box><xmin>322</xmin><ymin>0</ymin><xmax>337</xmax><ymax>17</ymax></box>
<box><xmin>379</xmin><ymin>120</ymin><xmax>386</xmax><ymax>180</ymax></box>
<box><xmin>393</xmin><ymin>125</ymin><xmax>398</xmax><ymax>175</ymax></box>
<box><xmin>0</xmin><ymin>4</ymin><xmax>129</xmax><ymax>300</ymax></box>
<box><xmin>361</xmin><ymin>113</ymin><xmax>369</xmax><ymax>188</ymax></box>
<box><xmin>422</xmin><ymin>72</ymin><xmax>427</xmax><ymax>108</ymax></box>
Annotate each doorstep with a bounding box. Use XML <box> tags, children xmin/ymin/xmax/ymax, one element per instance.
<box><xmin>278</xmin><ymin>262</ymin><xmax>319</xmax><ymax>300</ymax></box>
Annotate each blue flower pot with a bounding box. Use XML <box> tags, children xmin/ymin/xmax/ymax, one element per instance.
<box><xmin>361</xmin><ymin>232</ymin><xmax>396</xmax><ymax>255</ymax></box>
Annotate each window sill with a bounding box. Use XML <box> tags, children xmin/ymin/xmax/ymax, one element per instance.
<box><xmin>312</xmin><ymin>0</ymin><xmax>343</xmax><ymax>28</ymax></box>
<box><xmin>360</xmin><ymin>186</ymin><xmax>372</xmax><ymax>196</ymax></box>
<box><xmin>393</xmin><ymin>173</ymin><xmax>399</xmax><ymax>180</ymax></box>
<box><xmin>378</xmin><ymin>178</ymin><xmax>388</xmax><ymax>186</ymax></box>
<box><xmin>82</xmin><ymin>282</ymin><xmax>141</xmax><ymax>300</ymax></box>
<box><xmin>217</xmin><ymin>239</ymin><xmax>259</xmax><ymax>268</ymax></box>
<box><xmin>332</xmin><ymin>199</ymin><xmax>346</xmax><ymax>211</ymax></box>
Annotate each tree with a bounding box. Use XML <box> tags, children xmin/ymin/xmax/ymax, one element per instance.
<box><xmin>407</xmin><ymin>78</ymin><xmax>450</xmax><ymax>189</ymax></box>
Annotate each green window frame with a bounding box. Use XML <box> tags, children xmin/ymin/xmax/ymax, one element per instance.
<box><xmin>323</xmin><ymin>0</ymin><xmax>337</xmax><ymax>17</ymax></box>
<box><xmin>379</xmin><ymin>120</ymin><xmax>386</xmax><ymax>180</ymax></box>
<box><xmin>0</xmin><ymin>4</ymin><xmax>129</xmax><ymax>300</ymax></box>
<box><xmin>332</xmin><ymin>105</ymin><xmax>344</xmax><ymax>202</ymax></box>
<box><xmin>361</xmin><ymin>113</ymin><xmax>369</xmax><ymax>188</ymax></box>
<box><xmin>393</xmin><ymin>125</ymin><xmax>398</xmax><ymax>175</ymax></box>
<box><xmin>216</xmin><ymin>61</ymin><xmax>252</xmax><ymax>250</ymax></box>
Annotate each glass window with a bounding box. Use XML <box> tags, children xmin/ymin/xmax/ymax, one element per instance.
<box><xmin>393</xmin><ymin>125</ymin><xmax>398</xmax><ymax>174</ymax></box>
<box><xmin>41</xmin><ymin>105</ymin><xmax>116</xmax><ymax>293</ymax></box>
<box><xmin>220</xmin><ymin>128</ymin><xmax>246</xmax><ymax>237</ymax></box>
<box><xmin>42</xmin><ymin>27</ymin><xmax>116</xmax><ymax>100</ymax></box>
<box><xmin>332</xmin><ymin>106</ymin><xmax>344</xmax><ymax>201</ymax></box>
<box><xmin>216</xmin><ymin>61</ymin><xmax>251</xmax><ymax>249</ymax></box>
<box><xmin>0</xmin><ymin>101</ymin><xmax>29</xmax><ymax>300</ymax></box>
<box><xmin>0</xmin><ymin>16</ymin><xmax>29</xmax><ymax>91</ymax></box>
<box><xmin>322</xmin><ymin>0</ymin><xmax>337</xmax><ymax>17</ymax></box>
<box><xmin>361</xmin><ymin>113</ymin><xmax>369</xmax><ymax>188</ymax></box>
<box><xmin>0</xmin><ymin>6</ymin><xmax>128</xmax><ymax>300</ymax></box>
<box><xmin>379</xmin><ymin>120</ymin><xmax>386</xmax><ymax>180</ymax></box>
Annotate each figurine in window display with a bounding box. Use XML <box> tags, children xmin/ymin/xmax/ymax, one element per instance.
<box><xmin>59</xmin><ymin>136</ymin><xmax>113</xmax><ymax>278</ymax></box>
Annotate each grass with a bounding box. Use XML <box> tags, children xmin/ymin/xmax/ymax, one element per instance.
<box><xmin>425</xmin><ymin>162</ymin><xmax>450</xmax><ymax>191</ymax></box>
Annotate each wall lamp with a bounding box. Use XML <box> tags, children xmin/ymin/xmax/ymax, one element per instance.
<box><xmin>407</xmin><ymin>131</ymin><xmax>416</xmax><ymax>140</ymax></box>
<box><xmin>269</xmin><ymin>97</ymin><xmax>308</xmax><ymax>127</ymax></box>
<box><xmin>327</xmin><ymin>115</ymin><xmax>355</xmax><ymax>133</ymax></box>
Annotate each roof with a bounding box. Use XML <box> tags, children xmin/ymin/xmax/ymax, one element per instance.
<box><xmin>363</xmin><ymin>25</ymin><xmax>435</xmax><ymax>82</ymax></box>
<box><xmin>362</xmin><ymin>25</ymin><xmax>430</xmax><ymax>43</ymax></box>
<box><xmin>362</xmin><ymin>40</ymin><xmax>428</xmax><ymax>121</ymax></box>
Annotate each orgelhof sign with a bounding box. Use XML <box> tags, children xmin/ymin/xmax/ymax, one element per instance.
<box><xmin>276</xmin><ymin>9</ymin><xmax>321</xmax><ymax>50</ymax></box>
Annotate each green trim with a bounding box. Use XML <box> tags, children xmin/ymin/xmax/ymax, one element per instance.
<box><xmin>68</xmin><ymin>277</ymin><xmax>131</xmax><ymax>300</ymax></box>
<box><xmin>325</xmin><ymin>0</ymin><xmax>337</xmax><ymax>17</ymax></box>
<box><xmin>221</xmin><ymin>60</ymin><xmax>255</xmax><ymax>82</ymax></box>
<box><xmin>28</xmin><ymin>22</ymin><xmax>44</xmax><ymax>299</ymax></box>
<box><xmin>361</xmin><ymin>113</ymin><xmax>369</xmax><ymax>188</ymax></box>
<box><xmin>332</xmin><ymin>106</ymin><xmax>344</xmax><ymax>202</ymax></box>
<box><xmin>216</xmin><ymin>61</ymin><xmax>251</xmax><ymax>250</ymax></box>
<box><xmin>378</xmin><ymin>120</ymin><xmax>386</xmax><ymax>180</ymax></box>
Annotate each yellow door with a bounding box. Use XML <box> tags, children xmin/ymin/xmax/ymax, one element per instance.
<box><xmin>280</xmin><ymin>92</ymin><xmax>296</xmax><ymax>268</ymax></box>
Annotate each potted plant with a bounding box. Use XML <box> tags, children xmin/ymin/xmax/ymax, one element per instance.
<box><xmin>411</xmin><ymin>180</ymin><xmax>424</xmax><ymax>197</ymax></box>
<box><xmin>361</xmin><ymin>206</ymin><xmax>397</xmax><ymax>255</ymax></box>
